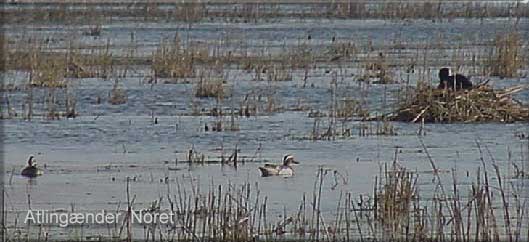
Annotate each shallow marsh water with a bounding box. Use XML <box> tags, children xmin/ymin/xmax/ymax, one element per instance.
<box><xmin>2</xmin><ymin>7</ymin><xmax>529</xmax><ymax>240</ymax></box>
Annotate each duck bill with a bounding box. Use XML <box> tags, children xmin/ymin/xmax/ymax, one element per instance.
<box><xmin>291</xmin><ymin>160</ymin><xmax>300</xmax><ymax>164</ymax></box>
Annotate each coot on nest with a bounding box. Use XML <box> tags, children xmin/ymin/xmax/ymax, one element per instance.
<box><xmin>437</xmin><ymin>68</ymin><xmax>473</xmax><ymax>90</ymax></box>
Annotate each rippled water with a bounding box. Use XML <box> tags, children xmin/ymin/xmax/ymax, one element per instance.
<box><xmin>2</xmin><ymin>13</ymin><xmax>529</xmax><ymax>240</ymax></box>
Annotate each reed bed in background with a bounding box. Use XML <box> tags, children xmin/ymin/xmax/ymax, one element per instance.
<box><xmin>4</xmin><ymin>26</ymin><xmax>526</xmax><ymax>86</ymax></box>
<box><xmin>3</xmin><ymin>24</ymin><xmax>528</xmax><ymax>124</ymax></box>
<box><xmin>331</xmin><ymin>0</ymin><xmax>529</xmax><ymax>20</ymax></box>
<box><xmin>28</xmin><ymin>56</ymin><xmax>66</xmax><ymax>88</ymax></box>
<box><xmin>485</xmin><ymin>32</ymin><xmax>523</xmax><ymax>78</ymax></box>
<box><xmin>152</xmin><ymin>36</ymin><xmax>203</xmax><ymax>79</ymax></box>
<box><xmin>2</xmin><ymin>1</ymin><xmax>528</xmax><ymax>25</ymax></box>
<box><xmin>7</xmin><ymin>38</ymin><xmax>114</xmax><ymax>82</ymax></box>
<box><xmin>0</xmin><ymin>34</ymin><xmax>5</xmax><ymax>73</ymax></box>
<box><xmin>194</xmin><ymin>76</ymin><xmax>226</xmax><ymax>99</ymax></box>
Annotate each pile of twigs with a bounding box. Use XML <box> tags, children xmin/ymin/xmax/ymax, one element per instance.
<box><xmin>390</xmin><ymin>84</ymin><xmax>529</xmax><ymax>123</ymax></box>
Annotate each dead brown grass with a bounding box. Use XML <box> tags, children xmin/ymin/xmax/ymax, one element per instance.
<box><xmin>486</xmin><ymin>32</ymin><xmax>523</xmax><ymax>78</ymax></box>
<box><xmin>389</xmin><ymin>84</ymin><xmax>529</xmax><ymax>123</ymax></box>
<box><xmin>152</xmin><ymin>37</ymin><xmax>206</xmax><ymax>79</ymax></box>
<box><xmin>194</xmin><ymin>77</ymin><xmax>226</xmax><ymax>99</ymax></box>
<box><xmin>109</xmin><ymin>79</ymin><xmax>127</xmax><ymax>105</ymax></box>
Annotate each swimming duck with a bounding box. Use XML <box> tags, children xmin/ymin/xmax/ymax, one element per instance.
<box><xmin>437</xmin><ymin>67</ymin><xmax>473</xmax><ymax>90</ymax></box>
<box><xmin>21</xmin><ymin>155</ymin><xmax>43</xmax><ymax>177</ymax></box>
<box><xmin>258</xmin><ymin>155</ymin><xmax>299</xmax><ymax>177</ymax></box>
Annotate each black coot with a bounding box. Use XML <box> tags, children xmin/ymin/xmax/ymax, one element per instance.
<box><xmin>437</xmin><ymin>68</ymin><xmax>473</xmax><ymax>90</ymax></box>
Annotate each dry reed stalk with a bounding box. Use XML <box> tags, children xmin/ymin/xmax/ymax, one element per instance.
<box><xmin>194</xmin><ymin>74</ymin><xmax>227</xmax><ymax>99</ymax></box>
<box><xmin>0</xmin><ymin>34</ymin><xmax>5</xmax><ymax>73</ymax></box>
<box><xmin>152</xmin><ymin>35</ymin><xmax>206</xmax><ymax>79</ymax></box>
<box><xmin>109</xmin><ymin>78</ymin><xmax>127</xmax><ymax>105</ymax></box>
<box><xmin>376</xmin><ymin>158</ymin><xmax>417</xmax><ymax>240</ymax></box>
<box><xmin>486</xmin><ymin>32</ymin><xmax>523</xmax><ymax>78</ymax></box>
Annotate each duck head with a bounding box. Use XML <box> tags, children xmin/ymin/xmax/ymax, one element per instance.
<box><xmin>283</xmin><ymin>155</ymin><xmax>299</xmax><ymax>166</ymax></box>
<box><xmin>27</xmin><ymin>155</ymin><xmax>36</xmax><ymax>167</ymax></box>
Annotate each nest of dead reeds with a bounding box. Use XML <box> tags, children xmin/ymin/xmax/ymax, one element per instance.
<box><xmin>389</xmin><ymin>84</ymin><xmax>529</xmax><ymax>123</ymax></box>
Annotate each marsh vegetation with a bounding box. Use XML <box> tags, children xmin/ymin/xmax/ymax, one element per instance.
<box><xmin>2</xmin><ymin>1</ymin><xmax>529</xmax><ymax>241</ymax></box>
